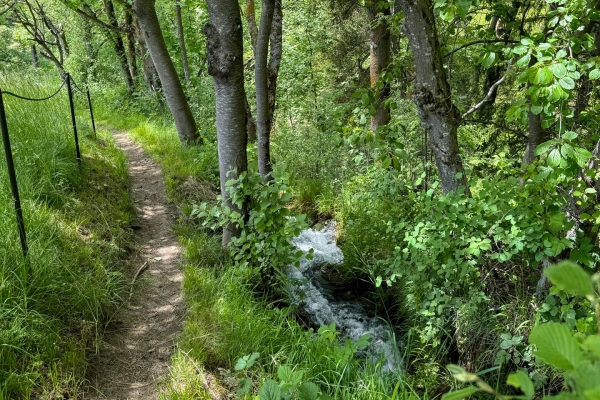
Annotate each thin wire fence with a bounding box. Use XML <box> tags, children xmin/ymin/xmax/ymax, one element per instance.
<box><xmin>0</xmin><ymin>73</ymin><xmax>97</xmax><ymax>260</ymax></box>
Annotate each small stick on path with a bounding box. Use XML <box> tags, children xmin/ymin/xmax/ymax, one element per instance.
<box><xmin>132</xmin><ymin>261</ymin><xmax>149</xmax><ymax>283</ymax></box>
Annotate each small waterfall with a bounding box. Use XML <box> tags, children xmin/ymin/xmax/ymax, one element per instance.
<box><xmin>287</xmin><ymin>222</ymin><xmax>403</xmax><ymax>373</ymax></box>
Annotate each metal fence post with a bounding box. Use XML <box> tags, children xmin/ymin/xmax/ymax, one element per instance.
<box><xmin>0</xmin><ymin>88</ymin><xmax>28</xmax><ymax>259</ymax></box>
<box><xmin>86</xmin><ymin>89</ymin><xmax>96</xmax><ymax>139</ymax></box>
<box><xmin>66</xmin><ymin>74</ymin><xmax>81</xmax><ymax>168</ymax></box>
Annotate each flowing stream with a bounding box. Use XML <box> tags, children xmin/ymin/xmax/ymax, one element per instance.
<box><xmin>287</xmin><ymin>222</ymin><xmax>403</xmax><ymax>373</ymax></box>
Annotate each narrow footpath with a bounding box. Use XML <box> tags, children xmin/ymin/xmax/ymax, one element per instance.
<box><xmin>84</xmin><ymin>131</ymin><xmax>185</xmax><ymax>399</ymax></box>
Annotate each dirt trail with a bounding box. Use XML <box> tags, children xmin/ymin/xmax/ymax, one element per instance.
<box><xmin>84</xmin><ymin>131</ymin><xmax>185</xmax><ymax>399</ymax></box>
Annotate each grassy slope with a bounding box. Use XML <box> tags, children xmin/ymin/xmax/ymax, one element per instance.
<box><xmin>94</xmin><ymin>95</ymin><xmax>423</xmax><ymax>400</ymax></box>
<box><xmin>0</xmin><ymin>74</ymin><xmax>134</xmax><ymax>399</ymax></box>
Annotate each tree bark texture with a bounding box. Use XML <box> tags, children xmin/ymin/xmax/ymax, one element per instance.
<box><xmin>133</xmin><ymin>0</ymin><xmax>199</xmax><ymax>145</ymax></box>
<box><xmin>204</xmin><ymin>0</ymin><xmax>249</xmax><ymax>246</ymax></box>
<box><xmin>104</xmin><ymin>0</ymin><xmax>134</xmax><ymax>93</ymax></box>
<box><xmin>398</xmin><ymin>0</ymin><xmax>468</xmax><ymax>194</ymax></box>
<box><xmin>246</xmin><ymin>0</ymin><xmax>258</xmax><ymax>52</ymax></box>
<box><xmin>255</xmin><ymin>0</ymin><xmax>276</xmax><ymax>178</ymax></box>
<box><xmin>133</xmin><ymin>14</ymin><xmax>161</xmax><ymax>90</ymax></box>
<box><xmin>124</xmin><ymin>9</ymin><xmax>138</xmax><ymax>84</ymax></box>
<box><xmin>522</xmin><ymin>112</ymin><xmax>543</xmax><ymax>166</ymax></box>
<box><xmin>267</xmin><ymin>0</ymin><xmax>282</xmax><ymax>124</ymax></box>
<box><xmin>367</xmin><ymin>2</ymin><xmax>391</xmax><ymax>133</ymax></box>
<box><xmin>175</xmin><ymin>0</ymin><xmax>190</xmax><ymax>83</ymax></box>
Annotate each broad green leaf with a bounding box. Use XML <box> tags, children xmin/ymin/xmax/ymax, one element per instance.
<box><xmin>506</xmin><ymin>370</ymin><xmax>534</xmax><ymax>400</ymax></box>
<box><xmin>441</xmin><ymin>386</ymin><xmax>479</xmax><ymax>400</ymax></box>
<box><xmin>258</xmin><ymin>380</ymin><xmax>282</xmax><ymax>400</ymax></box>
<box><xmin>535</xmin><ymin>140</ymin><xmax>556</xmax><ymax>155</ymax></box>
<box><xmin>531</xmin><ymin>104</ymin><xmax>543</xmax><ymax>115</ymax></box>
<box><xmin>550</xmin><ymin>63</ymin><xmax>567</xmax><ymax>79</ymax></box>
<box><xmin>559</xmin><ymin>76</ymin><xmax>576</xmax><ymax>90</ymax></box>
<box><xmin>590</xmin><ymin>69</ymin><xmax>600</xmax><ymax>80</ymax></box>
<box><xmin>529</xmin><ymin>323</ymin><xmax>582</xmax><ymax>370</ymax></box>
<box><xmin>298</xmin><ymin>382</ymin><xmax>320</xmax><ymax>400</ymax></box>
<box><xmin>536</xmin><ymin>67</ymin><xmax>554</xmax><ymax>85</ymax></box>
<box><xmin>481</xmin><ymin>52</ymin><xmax>496</xmax><ymax>68</ymax></box>
<box><xmin>562</xmin><ymin>131</ymin><xmax>578</xmax><ymax>141</ymax></box>
<box><xmin>569</xmin><ymin>360</ymin><xmax>600</xmax><ymax>392</ymax></box>
<box><xmin>547</xmin><ymin>148</ymin><xmax>562</xmax><ymax>167</ymax></box>
<box><xmin>235</xmin><ymin>352</ymin><xmax>260</xmax><ymax>370</ymax></box>
<box><xmin>545</xmin><ymin>261</ymin><xmax>595</xmax><ymax>298</ymax></box>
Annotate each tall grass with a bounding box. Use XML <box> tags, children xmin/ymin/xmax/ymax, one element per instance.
<box><xmin>0</xmin><ymin>72</ymin><xmax>133</xmax><ymax>398</ymax></box>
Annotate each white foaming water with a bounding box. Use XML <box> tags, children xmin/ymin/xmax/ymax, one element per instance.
<box><xmin>287</xmin><ymin>222</ymin><xmax>403</xmax><ymax>373</ymax></box>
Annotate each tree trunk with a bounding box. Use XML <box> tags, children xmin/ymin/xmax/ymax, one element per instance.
<box><xmin>31</xmin><ymin>45</ymin><xmax>38</xmax><ymax>68</ymax></box>
<box><xmin>522</xmin><ymin>112</ymin><xmax>544</xmax><ymax>166</ymax></box>
<box><xmin>104</xmin><ymin>0</ymin><xmax>134</xmax><ymax>94</ymax></box>
<box><xmin>133</xmin><ymin>0</ymin><xmax>199</xmax><ymax>145</ymax></box>
<box><xmin>398</xmin><ymin>0</ymin><xmax>468</xmax><ymax>194</ymax></box>
<box><xmin>175</xmin><ymin>0</ymin><xmax>190</xmax><ymax>83</ymax></box>
<box><xmin>367</xmin><ymin>2</ymin><xmax>391</xmax><ymax>133</ymax></box>
<box><xmin>124</xmin><ymin>9</ymin><xmax>138</xmax><ymax>84</ymax></box>
<box><xmin>255</xmin><ymin>0</ymin><xmax>276</xmax><ymax>178</ymax></box>
<box><xmin>204</xmin><ymin>0</ymin><xmax>249</xmax><ymax>246</ymax></box>
<box><xmin>267</xmin><ymin>0</ymin><xmax>282</xmax><ymax>124</ymax></box>
<box><xmin>133</xmin><ymin>14</ymin><xmax>161</xmax><ymax>91</ymax></box>
<box><xmin>246</xmin><ymin>0</ymin><xmax>258</xmax><ymax>52</ymax></box>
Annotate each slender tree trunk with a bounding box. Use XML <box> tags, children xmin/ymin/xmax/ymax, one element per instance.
<box><xmin>124</xmin><ymin>9</ymin><xmax>138</xmax><ymax>84</ymax></box>
<box><xmin>255</xmin><ymin>0</ymin><xmax>275</xmax><ymax>178</ymax></box>
<box><xmin>204</xmin><ymin>0</ymin><xmax>248</xmax><ymax>246</ymax></box>
<box><xmin>398</xmin><ymin>0</ymin><xmax>468</xmax><ymax>194</ymax></box>
<box><xmin>133</xmin><ymin>0</ymin><xmax>199</xmax><ymax>145</ymax></box>
<box><xmin>104</xmin><ymin>0</ymin><xmax>134</xmax><ymax>93</ymax></box>
<box><xmin>246</xmin><ymin>0</ymin><xmax>258</xmax><ymax>52</ymax></box>
<box><xmin>175</xmin><ymin>0</ymin><xmax>190</xmax><ymax>83</ymax></box>
<box><xmin>133</xmin><ymin>14</ymin><xmax>160</xmax><ymax>91</ymax></box>
<box><xmin>267</xmin><ymin>0</ymin><xmax>282</xmax><ymax>124</ymax></box>
<box><xmin>522</xmin><ymin>112</ymin><xmax>544</xmax><ymax>166</ymax></box>
<box><xmin>31</xmin><ymin>44</ymin><xmax>38</xmax><ymax>68</ymax></box>
<box><xmin>367</xmin><ymin>2</ymin><xmax>391</xmax><ymax>133</ymax></box>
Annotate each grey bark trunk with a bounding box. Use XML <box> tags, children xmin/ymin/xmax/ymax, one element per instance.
<box><xmin>255</xmin><ymin>0</ymin><xmax>276</xmax><ymax>178</ymax></box>
<box><xmin>124</xmin><ymin>9</ymin><xmax>138</xmax><ymax>84</ymax></box>
<box><xmin>133</xmin><ymin>15</ymin><xmax>161</xmax><ymax>91</ymax></box>
<box><xmin>267</xmin><ymin>1</ymin><xmax>282</xmax><ymax>124</ymax></box>
<box><xmin>204</xmin><ymin>0</ymin><xmax>249</xmax><ymax>246</ymax></box>
<box><xmin>175</xmin><ymin>1</ymin><xmax>190</xmax><ymax>83</ymax></box>
<box><xmin>133</xmin><ymin>0</ymin><xmax>199</xmax><ymax>145</ymax></box>
<box><xmin>398</xmin><ymin>0</ymin><xmax>468</xmax><ymax>194</ymax></box>
<box><xmin>104</xmin><ymin>0</ymin><xmax>134</xmax><ymax>94</ymax></box>
<box><xmin>367</xmin><ymin>3</ymin><xmax>391</xmax><ymax>133</ymax></box>
<box><xmin>522</xmin><ymin>112</ymin><xmax>544</xmax><ymax>166</ymax></box>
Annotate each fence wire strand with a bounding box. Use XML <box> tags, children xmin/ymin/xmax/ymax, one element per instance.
<box><xmin>2</xmin><ymin>80</ymin><xmax>67</xmax><ymax>102</ymax></box>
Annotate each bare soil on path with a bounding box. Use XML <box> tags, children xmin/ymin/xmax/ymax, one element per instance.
<box><xmin>83</xmin><ymin>131</ymin><xmax>185</xmax><ymax>399</ymax></box>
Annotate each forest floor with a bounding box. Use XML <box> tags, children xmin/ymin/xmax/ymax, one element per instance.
<box><xmin>83</xmin><ymin>131</ymin><xmax>185</xmax><ymax>399</ymax></box>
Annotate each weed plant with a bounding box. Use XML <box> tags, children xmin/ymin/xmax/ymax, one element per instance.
<box><xmin>0</xmin><ymin>72</ymin><xmax>134</xmax><ymax>398</ymax></box>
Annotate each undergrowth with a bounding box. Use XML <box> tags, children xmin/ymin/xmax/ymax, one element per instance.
<box><xmin>0</xmin><ymin>73</ymin><xmax>134</xmax><ymax>398</ymax></box>
<box><xmin>95</xmin><ymin>96</ymin><xmax>425</xmax><ymax>399</ymax></box>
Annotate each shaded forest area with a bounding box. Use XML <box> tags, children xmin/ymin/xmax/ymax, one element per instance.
<box><xmin>2</xmin><ymin>0</ymin><xmax>600</xmax><ymax>398</ymax></box>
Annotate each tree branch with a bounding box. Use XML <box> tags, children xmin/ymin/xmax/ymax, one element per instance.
<box><xmin>462</xmin><ymin>59</ymin><xmax>513</xmax><ymax>118</ymax></box>
<box><xmin>444</xmin><ymin>39</ymin><xmax>519</xmax><ymax>59</ymax></box>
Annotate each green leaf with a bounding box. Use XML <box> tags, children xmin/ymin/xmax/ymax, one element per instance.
<box><xmin>584</xmin><ymin>385</ymin><xmax>600</xmax><ymax>400</ymax></box>
<box><xmin>441</xmin><ymin>386</ymin><xmax>479</xmax><ymax>400</ymax></box>
<box><xmin>529</xmin><ymin>322</ymin><xmax>582</xmax><ymax>370</ymax></box>
<box><xmin>550</xmin><ymin>63</ymin><xmax>567</xmax><ymax>79</ymax></box>
<box><xmin>447</xmin><ymin>364</ymin><xmax>479</xmax><ymax>382</ymax></box>
<box><xmin>535</xmin><ymin>140</ymin><xmax>556</xmax><ymax>155</ymax></box>
<box><xmin>547</xmin><ymin>148</ymin><xmax>562</xmax><ymax>167</ymax></box>
<box><xmin>589</xmin><ymin>69</ymin><xmax>600</xmax><ymax>80</ymax></box>
<box><xmin>536</xmin><ymin>67</ymin><xmax>554</xmax><ymax>85</ymax></box>
<box><xmin>531</xmin><ymin>104</ymin><xmax>543</xmax><ymax>115</ymax></box>
<box><xmin>258</xmin><ymin>380</ymin><xmax>282</xmax><ymax>400</ymax></box>
<box><xmin>298</xmin><ymin>382</ymin><xmax>320</xmax><ymax>400</ymax></box>
<box><xmin>562</xmin><ymin>131</ymin><xmax>578</xmax><ymax>141</ymax></box>
<box><xmin>481</xmin><ymin>52</ymin><xmax>496</xmax><ymax>68</ymax></box>
<box><xmin>545</xmin><ymin>261</ymin><xmax>595</xmax><ymax>298</ymax></box>
<box><xmin>559</xmin><ymin>76</ymin><xmax>576</xmax><ymax>90</ymax></box>
<box><xmin>235</xmin><ymin>352</ymin><xmax>260</xmax><ymax>371</ymax></box>
<box><xmin>506</xmin><ymin>370</ymin><xmax>534</xmax><ymax>400</ymax></box>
